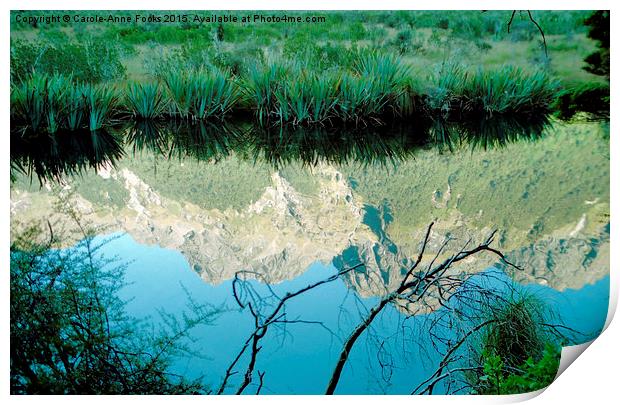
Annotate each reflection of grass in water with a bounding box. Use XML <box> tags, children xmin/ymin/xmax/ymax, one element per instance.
<box><xmin>340</xmin><ymin>121</ymin><xmax>609</xmax><ymax>246</ymax></box>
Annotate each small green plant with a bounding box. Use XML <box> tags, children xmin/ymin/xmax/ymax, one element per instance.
<box><xmin>473</xmin><ymin>344</ymin><xmax>560</xmax><ymax>394</ymax></box>
<box><xmin>83</xmin><ymin>84</ymin><xmax>119</xmax><ymax>131</ymax></box>
<box><xmin>126</xmin><ymin>82</ymin><xmax>167</xmax><ymax>119</ymax></box>
<box><xmin>244</xmin><ymin>61</ymin><xmax>288</xmax><ymax>125</ymax></box>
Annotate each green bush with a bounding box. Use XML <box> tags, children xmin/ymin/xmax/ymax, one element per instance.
<box><xmin>10</xmin><ymin>221</ymin><xmax>214</xmax><ymax>394</ymax></box>
<box><xmin>473</xmin><ymin>344</ymin><xmax>560</xmax><ymax>394</ymax></box>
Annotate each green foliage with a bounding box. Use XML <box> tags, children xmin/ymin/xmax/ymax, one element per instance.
<box><xmin>425</xmin><ymin>64</ymin><xmax>560</xmax><ymax>117</ymax></box>
<box><xmin>426</xmin><ymin>63</ymin><xmax>469</xmax><ymax>114</ymax></box>
<box><xmin>64</xmin><ymin>82</ymin><xmax>87</xmax><ymax>131</ymax></box>
<box><xmin>393</xmin><ymin>28</ymin><xmax>413</xmax><ymax>54</ymax></box>
<box><xmin>473</xmin><ymin>344</ymin><xmax>560</xmax><ymax>394</ymax></box>
<box><xmin>464</xmin><ymin>67</ymin><xmax>560</xmax><ymax>115</ymax></box>
<box><xmin>243</xmin><ymin>60</ymin><xmax>288</xmax><ymax>125</ymax></box>
<box><xmin>11</xmin><ymin>73</ymin><xmax>53</xmax><ymax>133</ymax></box>
<box><xmin>282</xmin><ymin>39</ymin><xmax>360</xmax><ymax>70</ymax></box>
<box><xmin>556</xmin><ymin>82</ymin><xmax>610</xmax><ymax>120</ymax></box>
<box><xmin>125</xmin><ymin>82</ymin><xmax>167</xmax><ymax>119</ymax></box>
<box><xmin>243</xmin><ymin>53</ymin><xmax>415</xmax><ymax>125</ymax></box>
<box><xmin>480</xmin><ymin>294</ymin><xmax>548</xmax><ymax>368</ymax></box>
<box><xmin>10</xmin><ymin>218</ymin><xmax>215</xmax><ymax>394</ymax></box>
<box><xmin>583</xmin><ymin>11</ymin><xmax>609</xmax><ymax>78</ymax></box>
<box><xmin>11</xmin><ymin>73</ymin><xmax>119</xmax><ymax>134</ymax></box>
<box><xmin>83</xmin><ymin>84</ymin><xmax>119</xmax><ymax>131</ymax></box>
<box><xmin>163</xmin><ymin>68</ymin><xmax>239</xmax><ymax>120</ymax></box>
<box><xmin>10</xmin><ymin>37</ymin><xmax>126</xmax><ymax>84</ymax></box>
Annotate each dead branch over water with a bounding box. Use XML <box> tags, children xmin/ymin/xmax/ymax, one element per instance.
<box><xmin>216</xmin><ymin>221</ymin><xmax>523</xmax><ymax>394</ymax></box>
<box><xmin>325</xmin><ymin>222</ymin><xmax>523</xmax><ymax>394</ymax></box>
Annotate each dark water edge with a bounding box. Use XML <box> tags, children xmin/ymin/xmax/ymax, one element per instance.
<box><xmin>11</xmin><ymin>113</ymin><xmax>554</xmax><ymax>184</ymax></box>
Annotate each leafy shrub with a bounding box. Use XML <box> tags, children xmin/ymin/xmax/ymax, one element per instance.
<box><xmin>393</xmin><ymin>28</ymin><xmax>413</xmax><ymax>54</ymax></box>
<box><xmin>583</xmin><ymin>11</ymin><xmax>609</xmax><ymax>78</ymax></box>
<box><xmin>473</xmin><ymin>344</ymin><xmax>560</xmax><ymax>394</ymax></box>
<box><xmin>10</xmin><ymin>221</ymin><xmax>214</xmax><ymax>394</ymax></box>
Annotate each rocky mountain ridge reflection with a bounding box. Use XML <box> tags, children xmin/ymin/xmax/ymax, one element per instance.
<box><xmin>10</xmin><ymin>118</ymin><xmax>609</xmax><ymax>302</ymax></box>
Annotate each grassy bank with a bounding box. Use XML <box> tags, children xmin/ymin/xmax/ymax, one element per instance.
<box><xmin>11</xmin><ymin>57</ymin><xmax>566</xmax><ymax>134</ymax></box>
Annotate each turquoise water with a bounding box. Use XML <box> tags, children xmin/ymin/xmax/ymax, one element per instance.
<box><xmin>104</xmin><ymin>233</ymin><xmax>609</xmax><ymax>394</ymax></box>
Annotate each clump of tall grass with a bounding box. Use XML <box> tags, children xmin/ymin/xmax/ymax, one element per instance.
<box><xmin>354</xmin><ymin>52</ymin><xmax>412</xmax><ymax>95</ymax></box>
<box><xmin>463</xmin><ymin>67</ymin><xmax>560</xmax><ymax>116</ymax></box>
<box><xmin>425</xmin><ymin>64</ymin><xmax>560</xmax><ymax>117</ymax></box>
<box><xmin>246</xmin><ymin>53</ymin><xmax>416</xmax><ymax>126</ymax></box>
<box><xmin>425</xmin><ymin>63</ymin><xmax>469</xmax><ymax>115</ymax></box>
<box><xmin>163</xmin><ymin>68</ymin><xmax>239</xmax><ymax>120</ymax></box>
<box><xmin>11</xmin><ymin>73</ymin><xmax>58</xmax><ymax>133</ymax></box>
<box><xmin>82</xmin><ymin>84</ymin><xmax>119</xmax><ymax>131</ymax></box>
<box><xmin>125</xmin><ymin>82</ymin><xmax>167</xmax><ymax>119</ymax></box>
<box><xmin>243</xmin><ymin>61</ymin><xmax>288</xmax><ymax>125</ymax></box>
<box><xmin>11</xmin><ymin>73</ymin><xmax>120</xmax><ymax>134</ymax></box>
<box><xmin>336</xmin><ymin>73</ymin><xmax>389</xmax><ymax>122</ymax></box>
<box><xmin>273</xmin><ymin>65</ymin><xmax>340</xmax><ymax>125</ymax></box>
<box><xmin>480</xmin><ymin>293</ymin><xmax>549</xmax><ymax>368</ymax></box>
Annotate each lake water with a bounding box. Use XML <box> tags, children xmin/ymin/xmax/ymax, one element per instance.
<box><xmin>10</xmin><ymin>118</ymin><xmax>610</xmax><ymax>394</ymax></box>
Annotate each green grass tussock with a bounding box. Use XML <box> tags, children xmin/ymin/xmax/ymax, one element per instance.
<box><xmin>11</xmin><ymin>73</ymin><xmax>120</xmax><ymax>134</ymax></box>
<box><xmin>163</xmin><ymin>68</ymin><xmax>240</xmax><ymax>120</ymax></box>
<box><xmin>425</xmin><ymin>64</ymin><xmax>561</xmax><ymax>117</ymax></box>
<box><xmin>464</xmin><ymin>67</ymin><xmax>560</xmax><ymax>115</ymax></box>
<box><xmin>83</xmin><ymin>84</ymin><xmax>119</xmax><ymax>131</ymax></box>
<box><xmin>480</xmin><ymin>293</ymin><xmax>548</xmax><ymax>368</ymax></box>
<box><xmin>125</xmin><ymin>82</ymin><xmax>167</xmax><ymax>119</ymax></box>
<box><xmin>244</xmin><ymin>53</ymin><xmax>416</xmax><ymax>126</ymax></box>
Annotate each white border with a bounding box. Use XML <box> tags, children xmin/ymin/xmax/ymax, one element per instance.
<box><xmin>3</xmin><ymin>1</ymin><xmax>617</xmax><ymax>404</ymax></box>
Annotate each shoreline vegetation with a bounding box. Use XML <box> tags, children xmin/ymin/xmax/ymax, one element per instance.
<box><xmin>10</xmin><ymin>59</ymin><xmax>605</xmax><ymax>135</ymax></box>
<box><xmin>10</xmin><ymin>10</ymin><xmax>609</xmax><ymax>135</ymax></box>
